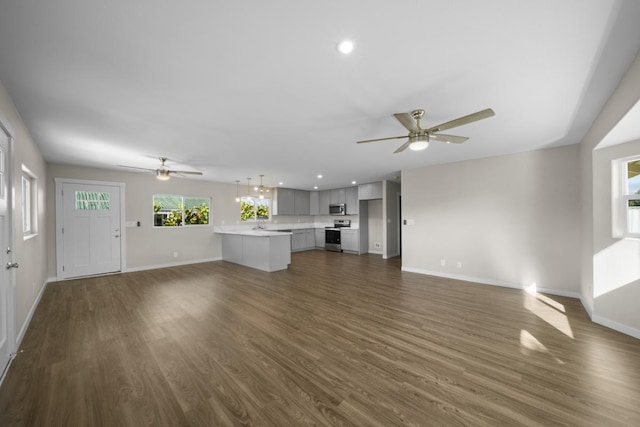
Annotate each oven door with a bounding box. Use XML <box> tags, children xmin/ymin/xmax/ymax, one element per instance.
<box><xmin>325</xmin><ymin>229</ymin><xmax>341</xmax><ymax>252</ymax></box>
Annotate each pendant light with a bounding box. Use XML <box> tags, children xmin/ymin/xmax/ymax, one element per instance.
<box><xmin>245</xmin><ymin>177</ymin><xmax>252</xmax><ymax>200</ymax></box>
<box><xmin>258</xmin><ymin>174</ymin><xmax>265</xmax><ymax>199</ymax></box>
<box><xmin>234</xmin><ymin>180</ymin><xmax>240</xmax><ymax>202</ymax></box>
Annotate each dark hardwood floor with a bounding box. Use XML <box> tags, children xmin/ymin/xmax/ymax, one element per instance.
<box><xmin>1</xmin><ymin>251</ymin><xmax>639</xmax><ymax>426</ymax></box>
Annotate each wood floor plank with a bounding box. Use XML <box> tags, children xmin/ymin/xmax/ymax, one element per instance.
<box><xmin>1</xmin><ymin>251</ymin><xmax>640</xmax><ymax>426</ymax></box>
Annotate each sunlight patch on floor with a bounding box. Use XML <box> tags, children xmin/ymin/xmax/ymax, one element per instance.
<box><xmin>524</xmin><ymin>285</ymin><xmax>574</xmax><ymax>339</ymax></box>
<box><xmin>519</xmin><ymin>330</ymin><xmax>565</xmax><ymax>365</ymax></box>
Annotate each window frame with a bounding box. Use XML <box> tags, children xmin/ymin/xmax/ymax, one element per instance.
<box><xmin>21</xmin><ymin>165</ymin><xmax>38</xmax><ymax>239</ymax></box>
<box><xmin>614</xmin><ymin>156</ymin><xmax>640</xmax><ymax>238</ymax></box>
<box><xmin>153</xmin><ymin>194</ymin><xmax>211</xmax><ymax>228</ymax></box>
<box><xmin>240</xmin><ymin>196</ymin><xmax>271</xmax><ymax>222</ymax></box>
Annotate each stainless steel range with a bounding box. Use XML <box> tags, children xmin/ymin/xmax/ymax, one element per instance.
<box><xmin>325</xmin><ymin>219</ymin><xmax>351</xmax><ymax>252</ymax></box>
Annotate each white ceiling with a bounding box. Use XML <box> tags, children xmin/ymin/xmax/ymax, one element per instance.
<box><xmin>1</xmin><ymin>0</ymin><xmax>639</xmax><ymax>190</ymax></box>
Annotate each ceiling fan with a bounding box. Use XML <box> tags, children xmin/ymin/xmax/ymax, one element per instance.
<box><xmin>357</xmin><ymin>108</ymin><xmax>495</xmax><ymax>153</ymax></box>
<box><xmin>118</xmin><ymin>157</ymin><xmax>203</xmax><ymax>181</ymax></box>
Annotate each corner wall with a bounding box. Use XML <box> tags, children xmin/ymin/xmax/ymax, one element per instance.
<box><xmin>402</xmin><ymin>145</ymin><xmax>581</xmax><ymax>296</ymax></box>
<box><xmin>579</xmin><ymin>52</ymin><xmax>640</xmax><ymax>338</ymax></box>
<box><xmin>0</xmin><ymin>81</ymin><xmax>48</xmax><ymax>347</ymax></box>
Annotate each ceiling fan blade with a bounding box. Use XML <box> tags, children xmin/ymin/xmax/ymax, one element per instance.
<box><xmin>430</xmin><ymin>134</ymin><xmax>469</xmax><ymax>144</ymax></box>
<box><xmin>394</xmin><ymin>141</ymin><xmax>411</xmax><ymax>153</ymax></box>
<box><xmin>117</xmin><ymin>165</ymin><xmax>156</xmax><ymax>172</ymax></box>
<box><xmin>393</xmin><ymin>113</ymin><xmax>417</xmax><ymax>131</ymax></box>
<box><xmin>169</xmin><ymin>170</ymin><xmax>203</xmax><ymax>175</ymax></box>
<box><xmin>357</xmin><ymin>135</ymin><xmax>407</xmax><ymax>144</ymax></box>
<box><xmin>426</xmin><ymin>108</ymin><xmax>495</xmax><ymax>133</ymax></box>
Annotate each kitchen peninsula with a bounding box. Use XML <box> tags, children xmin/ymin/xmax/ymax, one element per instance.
<box><xmin>216</xmin><ymin>229</ymin><xmax>292</xmax><ymax>272</ymax></box>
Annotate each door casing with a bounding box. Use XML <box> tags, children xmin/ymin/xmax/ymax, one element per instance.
<box><xmin>55</xmin><ymin>178</ymin><xmax>126</xmax><ymax>280</ymax></box>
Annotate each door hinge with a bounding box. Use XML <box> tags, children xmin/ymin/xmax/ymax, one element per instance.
<box><xmin>62</xmin><ymin>265</ymin><xmax>65</xmax><ymax>271</ymax></box>
<box><xmin>62</xmin><ymin>227</ymin><xmax>64</xmax><ymax>234</ymax></box>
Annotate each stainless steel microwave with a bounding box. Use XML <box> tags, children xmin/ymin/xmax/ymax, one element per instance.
<box><xmin>329</xmin><ymin>203</ymin><xmax>346</xmax><ymax>215</ymax></box>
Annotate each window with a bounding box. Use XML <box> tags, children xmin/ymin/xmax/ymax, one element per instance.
<box><xmin>153</xmin><ymin>194</ymin><xmax>210</xmax><ymax>227</ymax></box>
<box><xmin>240</xmin><ymin>197</ymin><xmax>270</xmax><ymax>222</ymax></box>
<box><xmin>623</xmin><ymin>159</ymin><xmax>640</xmax><ymax>235</ymax></box>
<box><xmin>21</xmin><ymin>165</ymin><xmax>38</xmax><ymax>237</ymax></box>
<box><xmin>75</xmin><ymin>191</ymin><xmax>110</xmax><ymax>210</ymax></box>
<box><xmin>613</xmin><ymin>157</ymin><xmax>640</xmax><ymax>237</ymax></box>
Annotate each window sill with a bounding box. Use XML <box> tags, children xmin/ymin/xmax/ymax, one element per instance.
<box><xmin>23</xmin><ymin>233</ymin><xmax>38</xmax><ymax>241</ymax></box>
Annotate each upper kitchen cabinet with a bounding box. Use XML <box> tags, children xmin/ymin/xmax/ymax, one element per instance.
<box><xmin>330</xmin><ymin>188</ymin><xmax>346</xmax><ymax>205</ymax></box>
<box><xmin>273</xmin><ymin>188</ymin><xmax>310</xmax><ymax>215</ymax></box>
<box><xmin>294</xmin><ymin>190</ymin><xmax>310</xmax><ymax>215</ymax></box>
<box><xmin>345</xmin><ymin>186</ymin><xmax>358</xmax><ymax>215</ymax></box>
<box><xmin>273</xmin><ymin>187</ymin><xmax>294</xmax><ymax>215</ymax></box>
<box><xmin>358</xmin><ymin>182</ymin><xmax>383</xmax><ymax>200</ymax></box>
<box><xmin>310</xmin><ymin>191</ymin><xmax>319</xmax><ymax>215</ymax></box>
<box><xmin>319</xmin><ymin>190</ymin><xmax>330</xmax><ymax>215</ymax></box>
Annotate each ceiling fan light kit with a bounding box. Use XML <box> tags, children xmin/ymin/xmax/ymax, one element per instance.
<box><xmin>118</xmin><ymin>157</ymin><xmax>203</xmax><ymax>181</ymax></box>
<box><xmin>357</xmin><ymin>108</ymin><xmax>495</xmax><ymax>153</ymax></box>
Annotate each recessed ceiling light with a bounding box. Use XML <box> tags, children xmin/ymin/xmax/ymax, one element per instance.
<box><xmin>314</xmin><ymin>186</ymin><xmax>318</xmax><ymax>190</ymax></box>
<box><xmin>278</xmin><ymin>182</ymin><xmax>283</xmax><ymax>185</ymax></box>
<box><xmin>337</xmin><ymin>40</ymin><xmax>354</xmax><ymax>55</ymax></box>
<box><xmin>317</xmin><ymin>174</ymin><xmax>323</xmax><ymax>179</ymax></box>
<box><xmin>352</xmin><ymin>181</ymin><xmax>357</xmax><ymax>185</ymax></box>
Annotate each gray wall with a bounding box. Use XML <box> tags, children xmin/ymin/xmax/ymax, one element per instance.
<box><xmin>402</xmin><ymin>144</ymin><xmax>581</xmax><ymax>295</ymax></box>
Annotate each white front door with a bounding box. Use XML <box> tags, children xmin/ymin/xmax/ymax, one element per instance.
<box><xmin>59</xmin><ymin>182</ymin><xmax>122</xmax><ymax>279</ymax></box>
<box><xmin>0</xmin><ymin>125</ymin><xmax>13</xmax><ymax>379</ymax></box>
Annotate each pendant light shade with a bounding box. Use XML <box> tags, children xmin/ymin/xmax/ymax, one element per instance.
<box><xmin>234</xmin><ymin>180</ymin><xmax>240</xmax><ymax>202</ymax></box>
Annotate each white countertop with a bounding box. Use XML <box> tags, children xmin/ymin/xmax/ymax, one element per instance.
<box><xmin>215</xmin><ymin>229</ymin><xmax>292</xmax><ymax>237</ymax></box>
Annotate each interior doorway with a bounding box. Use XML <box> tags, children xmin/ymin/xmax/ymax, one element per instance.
<box><xmin>0</xmin><ymin>119</ymin><xmax>15</xmax><ymax>381</ymax></box>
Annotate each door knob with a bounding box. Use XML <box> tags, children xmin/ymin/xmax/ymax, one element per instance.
<box><xmin>6</xmin><ymin>262</ymin><xmax>19</xmax><ymax>269</ymax></box>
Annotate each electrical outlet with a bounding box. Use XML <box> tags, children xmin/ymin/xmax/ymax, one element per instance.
<box><xmin>457</xmin><ymin>261</ymin><xmax>463</xmax><ymax>269</ymax></box>
<box><xmin>440</xmin><ymin>259</ymin><xmax>446</xmax><ymax>267</ymax></box>
<box><xmin>173</xmin><ymin>251</ymin><xmax>178</xmax><ymax>258</ymax></box>
<box><xmin>375</xmin><ymin>242</ymin><xmax>381</xmax><ymax>248</ymax></box>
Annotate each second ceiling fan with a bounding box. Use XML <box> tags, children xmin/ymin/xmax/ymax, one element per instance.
<box><xmin>357</xmin><ymin>108</ymin><xmax>495</xmax><ymax>153</ymax></box>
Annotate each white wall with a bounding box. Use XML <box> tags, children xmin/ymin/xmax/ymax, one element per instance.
<box><xmin>367</xmin><ymin>200</ymin><xmax>383</xmax><ymax>253</ymax></box>
<box><xmin>579</xmin><ymin>52</ymin><xmax>640</xmax><ymax>337</ymax></box>
<box><xmin>592</xmin><ymin>140</ymin><xmax>640</xmax><ymax>335</ymax></box>
<box><xmin>0</xmin><ymin>82</ymin><xmax>48</xmax><ymax>346</ymax></box>
<box><xmin>384</xmin><ymin>180</ymin><xmax>401</xmax><ymax>258</ymax></box>
<box><xmin>402</xmin><ymin>145</ymin><xmax>581</xmax><ymax>296</ymax></box>
<box><xmin>46</xmin><ymin>164</ymin><xmax>247</xmax><ymax>276</ymax></box>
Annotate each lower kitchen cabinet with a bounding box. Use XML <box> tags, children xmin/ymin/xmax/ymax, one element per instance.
<box><xmin>340</xmin><ymin>229</ymin><xmax>359</xmax><ymax>253</ymax></box>
<box><xmin>292</xmin><ymin>229</ymin><xmax>317</xmax><ymax>252</ymax></box>
<box><xmin>315</xmin><ymin>229</ymin><xmax>325</xmax><ymax>248</ymax></box>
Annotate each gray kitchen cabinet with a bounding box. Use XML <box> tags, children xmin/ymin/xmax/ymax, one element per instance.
<box><xmin>274</xmin><ymin>188</ymin><xmax>311</xmax><ymax>215</ymax></box>
<box><xmin>294</xmin><ymin>190</ymin><xmax>310</xmax><ymax>215</ymax></box>
<box><xmin>305</xmin><ymin>228</ymin><xmax>315</xmax><ymax>248</ymax></box>
<box><xmin>291</xmin><ymin>230</ymin><xmax>306</xmax><ymax>252</ymax></box>
<box><xmin>274</xmin><ymin>187</ymin><xmax>294</xmax><ymax>215</ymax></box>
<box><xmin>340</xmin><ymin>229</ymin><xmax>359</xmax><ymax>253</ymax></box>
<box><xmin>310</xmin><ymin>191</ymin><xmax>319</xmax><ymax>215</ymax></box>
<box><xmin>330</xmin><ymin>188</ymin><xmax>346</xmax><ymax>205</ymax></box>
<box><xmin>358</xmin><ymin>182</ymin><xmax>383</xmax><ymax>200</ymax></box>
<box><xmin>315</xmin><ymin>228</ymin><xmax>325</xmax><ymax>248</ymax></box>
<box><xmin>319</xmin><ymin>190</ymin><xmax>330</xmax><ymax>215</ymax></box>
<box><xmin>345</xmin><ymin>186</ymin><xmax>358</xmax><ymax>215</ymax></box>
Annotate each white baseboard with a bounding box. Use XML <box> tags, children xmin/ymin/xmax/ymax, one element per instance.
<box><xmin>125</xmin><ymin>257</ymin><xmax>222</xmax><ymax>273</ymax></box>
<box><xmin>400</xmin><ymin>266</ymin><xmax>581</xmax><ymax>299</ymax></box>
<box><xmin>369</xmin><ymin>250</ymin><xmax>383</xmax><ymax>255</ymax></box>
<box><xmin>16</xmin><ymin>279</ymin><xmax>49</xmax><ymax>348</ymax></box>
<box><xmin>580</xmin><ymin>296</ymin><xmax>594</xmax><ymax>319</ymax></box>
<box><xmin>592</xmin><ymin>314</ymin><xmax>640</xmax><ymax>339</ymax></box>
